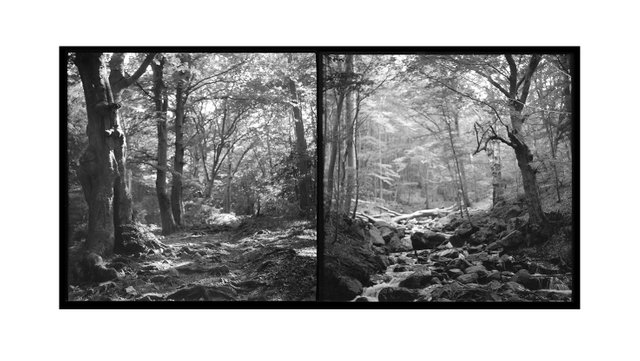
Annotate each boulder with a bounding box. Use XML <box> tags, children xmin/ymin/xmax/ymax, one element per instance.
<box><xmin>396</xmin><ymin>255</ymin><xmax>413</xmax><ymax>265</ymax></box>
<box><xmin>488</xmin><ymin>230</ymin><xmax>525</xmax><ymax>250</ymax></box>
<box><xmin>449</xmin><ymin>222</ymin><xmax>482</xmax><ymax>247</ymax></box>
<box><xmin>378</xmin><ymin>287</ymin><xmax>420</xmax><ymax>302</ymax></box>
<box><xmin>449</xmin><ymin>258</ymin><xmax>473</xmax><ymax>270</ymax></box>
<box><xmin>393</xmin><ymin>265</ymin><xmax>409</xmax><ymax>272</ymax></box>
<box><xmin>465</xmin><ymin>265</ymin><xmax>491</xmax><ymax>281</ymax></box>
<box><xmin>373</xmin><ymin>219</ymin><xmax>397</xmax><ymax>230</ymax></box>
<box><xmin>206</xmin><ymin>212</ymin><xmax>242</xmax><ymax>230</ymax></box>
<box><xmin>410</xmin><ymin>230</ymin><xmax>448</xmax><ymax>250</ymax></box>
<box><xmin>368</xmin><ymin>227</ymin><xmax>386</xmax><ymax>246</ymax></box>
<box><xmin>324</xmin><ymin>274</ymin><xmax>363</xmax><ymax>301</ymax></box>
<box><xmin>457</xmin><ymin>273</ymin><xmax>479</xmax><ymax>284</ymax></box>
<box><xmin>387</xmin><ymin>235</ymin><xmax>413</xmax><ymax>253</ymax></box>
<box><xmin>465</xmin><ymin>252</ymin><xmax>489</xmax><ymax>263</ymax></box>
<box><xmin>399</xmin><ymin>270</ymin><xmax>434</xmax><ymax>289</ymax></box>
<box><xmin>379</xmin><ymin>227</ymin><xmax>395</xmax><ymax>242</ymax></box>
<box><xmin>322</xmin><ymin>253</ymin><xmax>385</xmax><ymax>301</ymax></box>
<box><xmin>375</xmin><ymin>255</ymin><xmax>391</xmax><ymax>268</ymax></box>
<box><xmin>464</xmin><ymin>264</ymin><xmax>488</xmax><ymax>274</ymax></box>
<box><xmin>512</xmin><ymin>269</ymin><xmax>534</xmax><ymax>289</ymax></box>
<box><xmin>447</xmin><ymin>268</ymin><xmax>464</xmax><ymax>278</ymax></box>
<box><xmin>487</xmin><ymin>270</ymin><xmax>501</xmax><ymax>281</ymax></box>
<box><xmin>469</xmin><ymin>228</ymin><xmax>495</xmax><ymax>245</ymax></box>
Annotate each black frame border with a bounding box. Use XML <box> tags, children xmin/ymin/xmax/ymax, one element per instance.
<box><xmin>60</xmin><ymin>46</ymin><xmax>579</xmax><ymax>309</ymax></box>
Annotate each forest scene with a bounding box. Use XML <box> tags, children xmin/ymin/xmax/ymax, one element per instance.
<box><xmin>322</xmin><ymin>53</ymin><xmax>575</xmax><ymax>302</ymax></box>
<box><xmin>65</xmin><ymin>52</ymin><xmax>317</xmax><ymax>302</ymax></box>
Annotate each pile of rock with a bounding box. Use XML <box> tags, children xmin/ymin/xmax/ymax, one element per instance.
<box><xmin>362</xmin><ymin>243</ymin><xmax>571</xmax><ymax>302</ymax></box>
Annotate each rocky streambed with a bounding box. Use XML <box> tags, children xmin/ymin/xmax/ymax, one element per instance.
<box><xmin>354</xmin><ymin>246</ymin><xmax>572</xmax><ymax>302</ymax></box>
<box><xmin>324</xmin><ymin>201</ymin><xmax>573</xmax><ymax>302</ymax></box>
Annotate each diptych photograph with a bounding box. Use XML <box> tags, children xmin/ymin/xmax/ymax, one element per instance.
<box><xmin>61</xmin><ymin>48</ymin><xmax>578</xmax><ymax>307</ymax></box>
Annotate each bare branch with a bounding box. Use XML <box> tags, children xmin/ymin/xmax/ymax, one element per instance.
<box><xmin>123</xmin><ymin>53</ymin><xmax>157</xmax><ymax>88</ymax></box>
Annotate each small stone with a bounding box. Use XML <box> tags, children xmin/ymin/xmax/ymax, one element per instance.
<box><xmin>447</xmin><ymin>268</ymin><xmax>464</xmax><ymax>278</ymax></box>
<box><xmin>393</xmin><ymin>265</ymin><xmax>409</xmax><ymax>272</ymax></box>
<box><xmin>457</xmin><ymin>273</ymin><xmax>479</xmax><ymax>284</ymax></box>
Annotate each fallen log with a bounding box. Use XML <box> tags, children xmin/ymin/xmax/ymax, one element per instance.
<box><xmin>355</xmin><ymin>212</ymin><xmax>379</xmax><ymax>224</ymax></box>
<box><xmin>374</xmin><ymin>205</ymin><xmax>402</xmax><ymax>217</ymax></box>
<box><xmin>392</xmin><ymin>207</ymin><xmax>454</xmax><ymax>223</ymax></box>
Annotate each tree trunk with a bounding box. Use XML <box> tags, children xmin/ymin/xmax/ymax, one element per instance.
<box><xmin>559</xmin><ymin>54</ymin><xmax>573</xmax><ymax>161</ymax></box>
<box><xmin>342</xmin><ymin>55</ymin><xmax>356</xmax><ymax>215</ymax></box>
<box><xmin>224</xmin><ymin>152</ymin><xmax>232</xmax><ymax>213</ymax></box>
<box><xmin>108</xmin><ymin>53</ymin><xmax>154</xmax><ymax>247</ymax></box>
<box><xmin>74</xmin><ymin>52</ymin><xmax>120</xmax><ymax>256</ymax></box>
<box><xmin>487</xmin><ymin>140</ymin><xmax>504</xmax><ymax>205</ymax></box>
<box><xmin>542</xmin><ymin>112</ymin><xmax>562</xmax><ymax>203</ymax></box>
<box><xmin>287</xmin><ymin>54</ymin><xmax>313</xmax><ymax>216</ymax></box>
<box><xmin>446</xmin><ymin>119</ymin><xmax>470</xmax><ymax>209</ymax></box>
<box><xmin>423</xmin><ymin>163</ymin><xmax>430</xmax><ymax>209</ymax></box>
<box><xmin>151</xmin><ymin>56</ymin><xmax>176</xmax><ymax>235</ymax></box>
<box><xmin>325</xmin><ymin>91</ymin><xmax>344</xmax><ymax>217</ymax></box>
<box><xmin>509</xmin><ymin>109</ymin><xmax>548</xmax><ymax>228</ymax></box>
<box><xmin>171</xmin><ymin>80</ymin><xmax>186</xmax><ymax>225</ymax></box>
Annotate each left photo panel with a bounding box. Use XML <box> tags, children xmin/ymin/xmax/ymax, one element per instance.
<box><xmin>63</xmin><ymin>50</ymin><xmax>317</xmax><ymax>305</ymax></box>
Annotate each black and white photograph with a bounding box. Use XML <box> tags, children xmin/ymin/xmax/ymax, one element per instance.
<box><xmin>63</xmin><ymin>50</ymin><xmax>317</xmax><ymax>303</ymax></box>
<box><xmin>320</xmin><ymin>51</ymin><xmax>578</xmax><ymax>304</ymax></box>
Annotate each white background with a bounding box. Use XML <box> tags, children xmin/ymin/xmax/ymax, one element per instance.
<box><xmin>1</xmin><ymin>1</ymin><xmax>638</xmax><ymax>360</ymax></box>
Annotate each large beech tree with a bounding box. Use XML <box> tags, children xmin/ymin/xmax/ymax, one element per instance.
<box><xmin>433</xmin><ymin>54</ymin><xmax>549</xmax><ymax>228</ymax></box>
<box><xmin>73</xmin><ymin>53</ymin><xmax>129</xmax><ymax>255</ymax></box>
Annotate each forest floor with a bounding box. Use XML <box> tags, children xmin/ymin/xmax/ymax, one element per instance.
<box><xmin>68</xmin><ymin>216</ymin><xmax>316</xmax><ymax>302</ymax></box>
<box><xmin>323</xmin><ymin>188</ymin><xmax>574</xmax><ymax>302</ymax></box>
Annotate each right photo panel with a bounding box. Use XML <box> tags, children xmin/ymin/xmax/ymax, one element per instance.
<box><xmin>320</xmin><ymin>50</ymin><xmax>577</xmax><ymax>304</ymax></box>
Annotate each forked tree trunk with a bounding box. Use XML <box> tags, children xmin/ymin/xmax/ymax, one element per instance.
<box><xmin>75</xmin><ymin>52</ymin><xmax>120</xmax><ymax>256</ymax></box>
<box><xmin>151</xmin><ymin>56</ymin><xmax>176</xmax><ymax>235</ymax></box>
<box><xmin>108</xmin><ymin>53</ymin><xmax>154</xmax><ymax>247</ymax></box>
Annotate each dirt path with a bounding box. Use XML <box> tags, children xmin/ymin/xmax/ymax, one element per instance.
<box><xmin>68</xmin><ymin>217</ymin><xmax>316</xmax><ymax>302</ymax></box>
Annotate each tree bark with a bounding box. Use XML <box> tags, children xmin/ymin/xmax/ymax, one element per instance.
<box><xmin>325</xmin><ymin>90</ymin><xmax>344</xmax><ymax>218</ymax></box>
<box><xmin>171</xmin><ymin>77</ymin><xmax>186</xmax><ymax>225</ymax></box>
<box><xmin>74</xmin><ymin>52</ymin><xmax>120</xmax><ymax>256</ymax></box>
<box><xmin>486</xmin><ymin>141</ymin><xmax>504</xmax><ymax>205</ymax></box>
<box><xmin>223</xmin><ymin>152</ymin><xmax>232</xmax><ymax>213</ymax></box>
<box><xmin>342</xmin><ymin>55</ymin><xmax>356</xmax><ymax>215</ymax></box>
<box><xmin>151</xmin><ymin>56</ymin><xmax>177</xmax><ymax>235</ymax></box>
<box><xmin>445</xmin><ymin>116</ymin><xmax>470</xmax><ymax>208</ymax></box>
<box><xmin>107</xmin><ymin>53</ymin><xmax>154</xmax><ymax>247</ymax></box>
<box><xmin>287</xmin><ymin>54</ymin><xmax>313</xmax><ymax>216</ymax></box>
<box><xmin>505</xmin><ymin>54</ymin><xmax>548</xmax><ymax>228</ymax></box>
